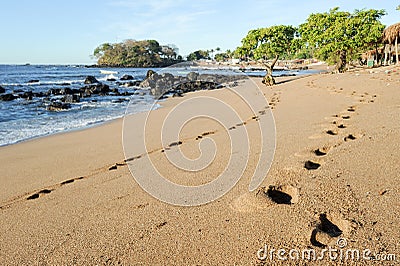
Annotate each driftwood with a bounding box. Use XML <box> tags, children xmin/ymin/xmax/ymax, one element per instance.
<box><xmin>261</xmin><ymin>55</ymin><xmax>279</xmax><ymax>86</ymax></box>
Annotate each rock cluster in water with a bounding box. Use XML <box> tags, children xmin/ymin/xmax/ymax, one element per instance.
<box><xmin>0</xmin><ymin>71</ymin><xmax>244</xmax><ymax>111</ymax></box>
<box><xmin>139</xmin><ymin>71</ymin><xmax>244</xmax><ymax>97</ymax></box>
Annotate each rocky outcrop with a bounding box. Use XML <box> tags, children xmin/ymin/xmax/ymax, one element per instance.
<box><xmin>140</xmin><ymin>71</ymin><xmax>243</xmax><ymax>97</ymax></box>
<box><xmin>62</xmin><ymin>94</ymin><xmax>80</xmax><ymax>103</ymax></box>
<box><xmin>47</xmin><ymin>102</ymin><xmax>71</xmax><ymax>111</ymax></box>
<box><xmin>120</xmin><ymin>74</ymin><xmax>134</xmax><ymax>80</ymax></box>
<box><xmin>84</xmin><ymin>76</ymin><xmax>99</xmax><ymax>84</ymax></box>
<box><xmin>0</xmin><ymin>86</ymin><xmax>5</xmax><ymax>94</ymax></box>
<box><xmin>0</xmin><ymin>93</ymin><xmax>16</xmax><ymax>101</ymax></box>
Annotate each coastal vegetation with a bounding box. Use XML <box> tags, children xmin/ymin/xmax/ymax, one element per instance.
<box><xmin>299</xmin><ymin>8</ymin><xmax>385</xmax><ymax>72</ymax></box>
<box><xmin>186</xmin><ymin>50</ymin><xmax>210</xmax><ymax>61</ymax></box>
<box><xmin>234</xmin><ymin>8</ymin><xmax>386</xmax><ymax>72</ymax></box>
<box><xmin>93</xmin><ymin>39</ymin><xmax>182</xmax><ymax>67</ymax></box>
<box><xmin>92</xmin><ymin>8</ymin><xmax>390</xmax><ymax>72</ymax></box>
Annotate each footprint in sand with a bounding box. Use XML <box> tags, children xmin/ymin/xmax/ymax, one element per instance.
<box><xmin>169</xmin><ymin>140</ymin><xmax>183</xmax><ymax>147</ymax></box>
<box><xmin>310</xmin><ymin>213</ymin><xmax>350</xmax><ymax>247</ymax></box>
<box><xmin>258</xmin><ymin>110</ymin><xmax>267</xmax><ymax>115</ymax></box>
<box><xmin>304</xmin><ymin>160</ymin><xmax>321</xmax><ymax>170</ymax></box>
<box><xmin>124</xmin><ymin>155</ymin><xmax>142</xmax><ymax>162</ymax></box>
<box><xmin>344</xmin><ymin>134</ymin><xmax>357</xmax><ymax>141</ymax></box>
<box><xmin>265</xmin><ymin>185</ymin><xmax>299</xmax><ymax>205</ymax></box>
<box><xmin>230</xmin><ymin>185</ymin><xmax>299</xmax><ymax>212</ymax></box>
<box><xmin>196</xmin><ymin>131</ymin><xmax>215</xmax><ymax>140</ymax></box>
<box><xmin>342</xmin><ymin>115</ymin><xmax>351</xmax><ymax>120</ymax></box>
<box><xmin>347</xmin><ymin>106</ymin><xmax>356</xmax><ymax>112</ymax></box>
<box><xmin>326</xmin><ymin>129</ymin><xmax>338</xmax><ymax>136</ymax></box>
<box><xmin>60</xmin><ymin>178</ymin><xmax>75</xmax><ymax>185</ymax></box>
<box><xmin>27</xmin><ymin>189</ymin><xmax>52</xmax><ymax>200</ymax></box>
<box><xmin>314</xmin><ymin>146</ymin><xmax>331</xmax><ymax>156</ymax></box>
<box><xmin>337</xmin><ymin>124</ymin><xmax>346</xmax><ymax>129</ymax></box>
<box><xmin>201</xmin><ymin>131</ymin><xmax>215</xmax><ymax>136</ymax></box>
<box><xmin>109</xmin><ymin>164</ymin><xmax>118</xmax><ymax>170</ymax></box>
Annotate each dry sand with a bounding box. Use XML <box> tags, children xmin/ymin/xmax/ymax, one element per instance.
<box><xmin>1</xmin><ymin>66</ymin><xmax>399</xmax><ymax>265</ymax></box>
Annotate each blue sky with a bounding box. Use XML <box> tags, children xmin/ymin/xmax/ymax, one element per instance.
<box><xmin>0</xmin><ymin>0</ymin><xmax>398</xmax><ymax>64</ymax></box>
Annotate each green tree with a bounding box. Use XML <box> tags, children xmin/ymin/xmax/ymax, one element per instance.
<box><xmin>93</xmin><ymin>39</ymin><xmax>181</xmax><ymax>67</ymax></box>
<box><xmin>186</xmin><ymin>50</ymin><xmax>210</xmax><ymax>61</ymax></box>
<box><xmin>234</xmin><ymin>25</ymin><xmax>298</xmax><ymax>60</ymax></box>
<box><xmin>214</xmin><ymin>52</ymin><xmax>229</xmax><ymax>62</ymax></box>
<box><xmin>299</xmin><ymin>8</ymin><xmax>385</xmax><ymax>72</ymax></box>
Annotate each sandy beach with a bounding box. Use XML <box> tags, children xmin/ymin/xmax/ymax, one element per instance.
<box><xmin>1</xmin><ymin>66</ymin><xmax>399</xmax><ymax>265</ymax></box>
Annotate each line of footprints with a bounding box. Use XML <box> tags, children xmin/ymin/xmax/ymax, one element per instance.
<box><xmin>0</xmin><ymin>104</ymin><xmax>273</xmax><ymax>209</ymax></box>
<box><xmin>256</xmin><ymin>90</ymin><xmax>378</xmax><ymax>249</ymax></box>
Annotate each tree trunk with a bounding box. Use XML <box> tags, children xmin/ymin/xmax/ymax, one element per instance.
<box><xmin>375</xmin><ymin>44</ymin><xmax>380</xmax><ymax>66</ymax></box>
<box><xmin>396</xmin><ymin>36</ymin><xmax>399</xmax><ymax>65</ymax></box>
<box><xmin>384</xmin><ymin>44</ymin><xmax>388</xmax><ymax>66</ymax></box>
<box><xmin>262</xmin><ymin>55</ymin><xmax>279</xmax><ymax>86</ymax></box>
<box><xmin>337</xmin><ymin>50</ymin><xmax>347</xmax><ymax>73</ymax></box>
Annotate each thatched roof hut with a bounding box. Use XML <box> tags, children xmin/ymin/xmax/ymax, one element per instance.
<box><xmin>382</xmin><ymin>22</ymin><xmax>400</xmax><ymax>44</ymax></box>
<box><xmin>382</xmin><ymin>22</ymin><xmax>400</xmax><ymax>64</ymax></box>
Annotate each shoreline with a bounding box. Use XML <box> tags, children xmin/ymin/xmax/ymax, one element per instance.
<box><xmin>0</xmin><ymin>68</ymin><xmax>317</xmax><ymax>148</ymax></box>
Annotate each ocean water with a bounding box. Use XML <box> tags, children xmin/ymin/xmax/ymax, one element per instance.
<box><xmin>0</xmin><ymin>64</ymin><xmax>315</xmax><ymax>146</ymax></box>
<box><xmin>0</xmin><ymin>65</ymin><xmax>157</xmax><ymax>146</ymax></box>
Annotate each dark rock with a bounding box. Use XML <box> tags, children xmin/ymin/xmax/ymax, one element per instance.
<box><xmin>80</xmin><ymin>83</ymin><xmax>110</xmax><ymax>96</ymax></box>
<box><xmin>140</xmin><ymin>72</ymin><xmax>160</xmax><ymax>88</ymax></box>
<box><xmin>107</xmin><ymin>78</ymin><xmax>117</xmax><ymax>82</ymax></box>
<box><xmin>0</xmin><ymin>86</ymin><xmax>5</xmax><ymax>94</ymax></box>
<box><xmin>111</xmin><ymin>88</ymin><xmax>119</xmax><ymax>94</ymax></box>
<box><xmin>146</xmin><ymin>70</ymin><xmax>156</xmax><ymax>79</ymax></box>
<box><xmin>187</xmin><ymin>72</ymin><xmax>199</xmax><ymax>81</ymax></box>
<box><xmin>28</xmin><ymin>79</ymin><xmax>39</xmax><ymax>83</ymax></box>
<box><xmin>33</xmin><ymin>92</ymin><xmax>45</xmax><ymax>97</ymax></box>
<box><xmin>60</xmin><ymin>82</ymin><xmax>71</xmax><ymax>86</ymax></box>
<box><xmin>84</xmin><ymin>75</ymin><xmax>99</xmax><ymax>84</ymax></box>
<box><xmin>19</xmin><ymin>91</ymin><xmax>33</xmax><ymax>100</ymax></box>
<box><xmin>62</xmin><ymin>94</ymin><xmax>80</xmax><ymax>103</ymax></box>
<box><xmin>91</xmin><ymin>84</ymin><xmax>110</xmax><ymax>95</ymax></box>
<box><xmin>60</xmin><ymin>88</ymin><xmax>72</xmax><ymax>95</ymax></box>
<box><xmin>47</xmin><ymin>102</ymin><xmax>71</xmax><ymax>111</ymax></box>
<box><xmin>13</xmin><ymin>89</ymin><xmax>24</xmax><ymax>93</ymax></box>
<box><xmin>48</xmin><ymin>88</ymin><xmax>70</xmax><ymax>95</ymax></box>
<box><xmin>112</xmin><ymin>98</ymin><xmax>126</xmax><ymax>103</ymax></box>
<box><xmin>122</xmin><ymin>91</ymin><xmax>134</xmax><ymax>96</ymax></box>
<box><xmin>0</xmin><ymin>93</ymin><xmax>16</xmax><ymax>101</ymax></box>
<box><xmin>120</xmin><ymin>74</ymin><xmax>134</xmax><ymax>81</ymax></box>
<box><xmin>121</xmin><ymin>81</ymin><xmax>140</xmax><ymax>87</ymax></box>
